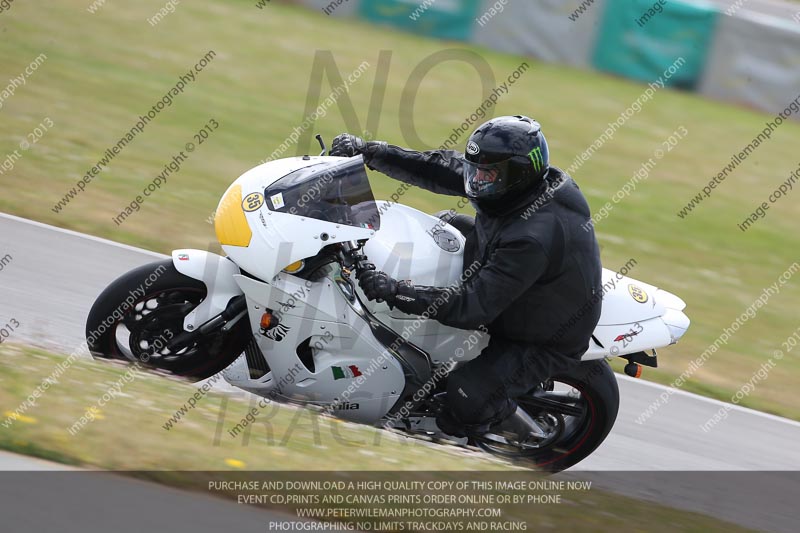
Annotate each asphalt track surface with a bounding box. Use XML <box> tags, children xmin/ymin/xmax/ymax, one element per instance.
<box><xmin>0</xmin><ymin>451</ymin><xmax>333</xmax><ymax>533</ymax></box>
<box><xmin>1</xmin><ymin>212</ymin><xmax>799</xmax><ymax>531</ymax></box>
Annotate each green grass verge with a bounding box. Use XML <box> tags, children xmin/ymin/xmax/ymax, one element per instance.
<box><xmin>0</xmin><ymin>344</ymin><xmax>509</xmax><ymax>471</ymax></box>
<box><xmin>1</xmin><ymin>0</ymin><xmax>799</xmax><ymax>421</ymax></box>
<box><xmin>0</xmin><ymin>345</ymin><xmax>754</xmax><ymax>532</ymax></box>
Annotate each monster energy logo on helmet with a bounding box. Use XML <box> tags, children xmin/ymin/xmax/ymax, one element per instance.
<box><xmin>462</xmin><ymin>115</ymin><xmax>550</xmax><ymax>214</ymax></box>
<box><xmin>529</xmin><ymin>146</ymin><xmax>544</xmax><ymax>173</ymax></box>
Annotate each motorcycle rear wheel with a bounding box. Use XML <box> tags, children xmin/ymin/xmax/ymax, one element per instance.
<box><xmin>474</xmin><ymin>359</ymin><xmax>620</xmax><ymax>473</ymax></box>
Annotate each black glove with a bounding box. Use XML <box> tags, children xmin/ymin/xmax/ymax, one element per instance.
<box><xmin>357</xmin><ymin>269</ymin><xmax>398</xmax><ymax>303</ymax></box>
<box><xmin>329</xmin><ymin>133</ymin><xmax>386</xmax><ymax>159</ymax></box>
<box><xmin>330</xmin><ymin>133</ymin><xmax>366</xmax><ymax>157</ymax></box>
<box><xmin>357</xmin><ymin>268</ymin><xmax>423</xmax><ymax>313</ymax></box>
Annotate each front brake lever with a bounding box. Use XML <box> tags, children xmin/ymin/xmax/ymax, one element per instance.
<box><xmin>315</xmin><ymin>134</ymin><xmax>327</xmax><ymax>156</ymax></box>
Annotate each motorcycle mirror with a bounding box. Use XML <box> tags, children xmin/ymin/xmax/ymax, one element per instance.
<box><xmin>315</xmin><ymin>134</ymin><xmax>327</xmax><ymax>156</ymax></box>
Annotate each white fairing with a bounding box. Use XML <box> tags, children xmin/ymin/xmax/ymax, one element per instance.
<box><xmin>583</xmin><ymin>271</ymin><xmax>690</xmax><ymax>360</ymax></box>
<box><xmin>358</xmin><ymin>203</ymin><xmax>487</xmax><ymax>365</ymax></box>
<box><xmin>223</xmin><ymin>271</ymin><xmax>405</xmax><ymax>423</ymax></box>
<box><xmin>362</xmin><ymin>202</ymin><xmax>466</xmax><ymax>287</ymax></box>
<box><xmin>220</xmin><ymin>156</ymin><xmax>374</xmax><ymax>281</ymax></box>
<box><xmin>171</xmin><ymin>249</ymin><xmax>243</xmax><ymax>331</ymax></box>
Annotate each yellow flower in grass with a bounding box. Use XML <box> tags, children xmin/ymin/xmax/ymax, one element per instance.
<box><xmin>224</xmin><ymin>458</ymin><xmax>246</xmax><ymax>469</ymax></box>
<box><xmin>3</xmin><ymin>411</ymin><xmax>37</xmax><ymax>424</ymax></box>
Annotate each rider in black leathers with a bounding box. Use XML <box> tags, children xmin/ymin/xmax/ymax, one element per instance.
<box><xmin>330</xmin><ymin>115</ymin><xmax>602</xmax><ymax>442</ymax></box>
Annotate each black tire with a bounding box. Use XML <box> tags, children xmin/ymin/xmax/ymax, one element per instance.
<box><xmin>476</xmin><ymin>360</ymin><xmax>620</xmax><ymax>473</ymax></box>
<box><xmin>85</xmin><ymin>259</ymin><xmax>249</xmax><ymax>381</ymax></box>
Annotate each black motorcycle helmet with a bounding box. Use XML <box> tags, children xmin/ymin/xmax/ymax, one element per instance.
<box><xmin>463</xmin><ymin>115</ymin><xmax>549</xmax><ymax>213</ymax></box>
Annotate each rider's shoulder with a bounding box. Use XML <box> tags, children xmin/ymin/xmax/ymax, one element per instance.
<box><xmin>546</xmin><ymin>166</ymin><xmax>574</xmax><ymax>187</ymax></box>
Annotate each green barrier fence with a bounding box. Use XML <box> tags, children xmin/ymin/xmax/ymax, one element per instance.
<box><xmin>358</xmin><ymin>0</ymin><xmax>482</xmax><ymax>41</ymax></box>
<box><xmin>592</xmin><ymin>0</ymin><xmax>719</xmax><ymax>89</ymax></box>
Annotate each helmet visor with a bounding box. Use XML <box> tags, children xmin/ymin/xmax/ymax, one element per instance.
<box><xmin>463</xmin><ymin>159</ymin><xmax>514</xmax><ymax>199</ymax></box>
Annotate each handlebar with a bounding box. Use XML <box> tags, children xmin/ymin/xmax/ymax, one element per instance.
<box><xmin>339</xmin><ymin>241</ymin><xmax>386</xmax><ymax>302</ymax></box>
<box><xmin>340</xmin><ymin>240</ymin><xmax>374</xmax><ymax>277</ymax></box>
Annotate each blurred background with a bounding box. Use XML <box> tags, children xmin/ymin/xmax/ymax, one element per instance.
<box><xmin>303</xmin><ymin>0</ymin><xmax>800</xmax><ymax>115</ymax></box>
<box><xmin>1</xmin><ymin>4</ymin><xmax>799</xmax><ymax>531</ymax></box>
<box><xmin>1</xmin><ymin>0</ymin><xmax>799</xmax><ymax>464</ymax></box>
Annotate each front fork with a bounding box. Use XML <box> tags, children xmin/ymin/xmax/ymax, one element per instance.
<box><xmin>167</xmin><ymin>294</ymin><xmax>248</xmax><ymax>352</ymax></box>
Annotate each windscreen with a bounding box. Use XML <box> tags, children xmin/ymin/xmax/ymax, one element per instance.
<box><xmin>264</xmin><ymin>157</ymin><xmax>380</xmax><ymax>230</ymax></box>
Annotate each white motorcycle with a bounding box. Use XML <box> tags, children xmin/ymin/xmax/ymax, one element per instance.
<box><xmin>87</xmin><ymin>138</ymin><xmax>690</xmax><ymax>472</ymax></box>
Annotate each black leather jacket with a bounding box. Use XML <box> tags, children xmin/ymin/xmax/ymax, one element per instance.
<box><xmin>364</xmin><ymin>145</ymin><xmax>603</xmax><ymax>358</ymax></box>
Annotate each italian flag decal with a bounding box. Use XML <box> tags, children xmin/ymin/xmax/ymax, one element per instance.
<box><xmin>332</xmin><ymin>365</ymin><xmax>362</xmax><ymax>380</ymax></box>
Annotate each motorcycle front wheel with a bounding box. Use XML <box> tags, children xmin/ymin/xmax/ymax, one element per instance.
<box><xmin>85</xmin><ymin>259</ymin><xmax>249</xmax><ymax>380</ymax></box>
